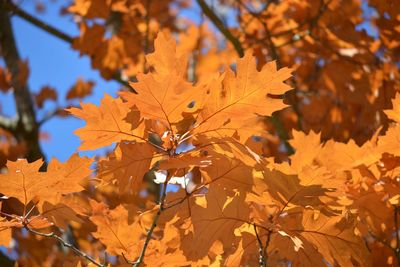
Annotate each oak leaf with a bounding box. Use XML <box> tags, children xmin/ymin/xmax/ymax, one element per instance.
<box><xmin>89</xmin><ymin>201</ymin><xmax>143</xmax><ymax>260</ymax></box>
<box><xmin>192</xmin><ymin>52</ymin><xmax>292</xmax><ymax>138</ymax></box>
<box><xmin>121</xmin><ymin>32</ymin><xmax>203</xmax><ymax>127</ymax></box>
<box><xmin>68</xmin><ymin>94</ymin><xmax>144</xmax><ymax>150</ymax></box>
<box><xmin>0</xmin><ymin>154</ymin><xmax>92</xmax><ymax>208</ymax></box>
<box><xmin>98</xmin><ymin>142</ymin><xmax>156</xmax><ymax>192</ymax></box>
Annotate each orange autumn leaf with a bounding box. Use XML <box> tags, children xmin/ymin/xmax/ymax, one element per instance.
<box><xmin>384</xmin><ymin>92</ymin><xmax>400</xmax><ymax>123</ymax></box>
<box><xmin>192</xmin><ymin>51</ymin><xmax>292</xmax><ymax>138</ymax></box>
<box><xmin>0</xmin><ymin>154</ymin><xmax>92</xmax><ymax>207</ymax></box>
<box><xmin>89</xmin><ymin>201</ymin><xmax>143</xmax><ymax>260</ymax></box>
<box><xmin>98</xmin><ymin>142</ymin><xmax>156</xmax><ymax>192</ymax></box>
<box><xmin>146</xmin><ymin>31</ymin><xmax>188</xmax><ymax>77</ymax></box>
<box><xmin>5</xmin><ymin>3</ymin><xmax>400</xmax><ymax>263</ymax></box>
<box><xmin>122</xmin><ymin>32</ymin><xmax>201</xmax><ymax>126</ymax></box>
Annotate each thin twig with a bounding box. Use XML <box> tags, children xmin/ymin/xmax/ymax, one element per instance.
<box><xmin>24</xmin><ymin>225</ymin><xmax>105</xmax><ymax>267</ymax></box>
<box><xmin>394</xmin><ymin>206</ymin><xmax>400</xmax><ymax>264</ymax></box>
<box><xmin>38</xmin><ymin>107</ymin><xmax>64</xmax><ymax>126</ymax></box>
<box><xmin>253</xmin><ymin>224</ymin><xmax>266</xmax><ymax>267</ymax></box>
<box><xmin>263</xmin><ymin>229</ymin><xmax>272</xmax><ymax>265</ymax></box>
<box><xmin>6</xmin><ymin>1</ymin><xmax>72</xmax><ymax>43</ymax></box>
<box><xmin>131</xmin><ymin>180</ymin><xmax>168</xmax><ymax>266</ymax></box>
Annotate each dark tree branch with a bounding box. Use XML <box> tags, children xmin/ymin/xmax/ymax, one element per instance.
<box><xmin>0</xmin><ymin>1</ymin><xmax>44</xmax><ymax>162</ymax></box>
<box><xmin>0</xmin><ymin>115</ymin><xmax>18</xmax><ymax>134</ymax></box>
<box><xmin>196</xmin><ymin>0</ymin><xmax>245</xmax><ymax>57</ymax></box>
<box><xmin>38</xmin><ymin>107</ymin><xmax>65</xmax><ymax>126</ymax></box>
<box><xmin>394</xmin><ymin>206</ymin><xmax>400</xmax><ymax>264</ymax></box>
<box><xmin>6</xmin><ymin>1</ymin><xmax>73</xmax><ymax>43</ymax></box>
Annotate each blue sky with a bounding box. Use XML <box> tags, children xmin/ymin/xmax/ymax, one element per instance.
<box><xmin>1</xmin><ymin>1</ymin><xmax>121</xmax><ymax>161</ymax></box>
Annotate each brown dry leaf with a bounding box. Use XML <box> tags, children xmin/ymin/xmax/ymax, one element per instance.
<box><xmin>72</xmin><ymin>23</ymin><xmax>105</xmax><ymax>56</ymax></box>
<box><xmin>0</xmin><ymin>67</ymin><xmax>11</xmax><ymax>91</ymax></box>
<box><xmin>66</xmin><ymin>77</ymin><xmax>94</xmax><ymax>100</ymax></box>
<box><xmin>35</xmin><ymin>86</ymin><xmax>57</xmax><ymax>108</ymax></box>
<box><xmin>68</xmin><ymin>94</ymin><xmax>145</xmax><ymax>150</ymax></box>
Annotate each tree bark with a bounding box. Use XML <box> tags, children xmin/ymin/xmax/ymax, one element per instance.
<box><xmin>0</xmin><ymin>1</ymin><xmax>44</xmax><ymax>162</ymax></box>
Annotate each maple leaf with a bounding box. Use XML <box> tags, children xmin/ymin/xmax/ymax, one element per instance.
<box><xmin>68</xmin><ymin>94</ymin><xmax>145</xmax><ymax>150</ymax></box>
<box><xmin>41</xmin><ymin>202</ymin><xmax>83</xmax><ymax>229</ymax></box>
<box><xmin>289</xmin><ymin>130</ymin><xmax>380</xmax><ymax>174</ymax></box>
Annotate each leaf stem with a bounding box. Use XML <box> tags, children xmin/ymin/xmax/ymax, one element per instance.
<box><xmin>253</xmin><ymin>224</ymin><xmax>266</xmax><ymax>267</ymax></box>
